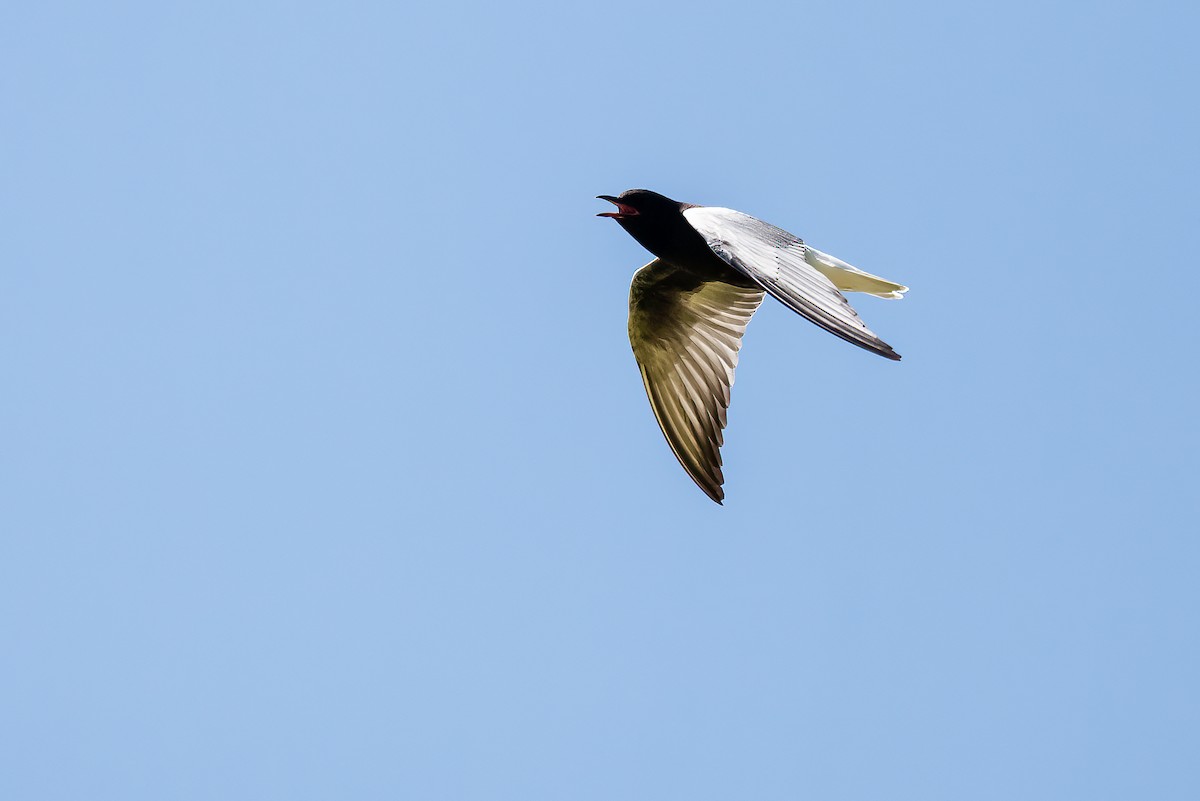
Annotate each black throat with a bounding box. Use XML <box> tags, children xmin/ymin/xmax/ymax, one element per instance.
<box><xmin>617</xmin><ymin>202</ymin><xmax>722</xmax><ymax>269</ymax></box>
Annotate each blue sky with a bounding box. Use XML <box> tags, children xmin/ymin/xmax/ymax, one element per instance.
<box><xmin>3</xmin><ymin>1</ymin><xmax>1198</xmax><ymax>799</ymax></box>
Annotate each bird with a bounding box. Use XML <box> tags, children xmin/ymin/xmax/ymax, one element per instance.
<box><xmin>597</xmin><ymin>188</ymin><xmax>908</xmax><ymax>504</ymax></box>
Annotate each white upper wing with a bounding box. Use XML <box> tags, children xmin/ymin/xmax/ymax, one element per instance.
<box><xmin>628</xmin><ymin>259</ymin><xmax>765</xmax><ymax>504</ymax></box>
<box><xmin>683</xmin><ymin>206</ymin><xmax>900</xmax><ymax>360</ymax></box>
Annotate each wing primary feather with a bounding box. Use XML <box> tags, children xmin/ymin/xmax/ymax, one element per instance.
<box><xmin>628</xmin><ymin>259</ymin><xmax>764</xmax><ymax>504</ymax></box>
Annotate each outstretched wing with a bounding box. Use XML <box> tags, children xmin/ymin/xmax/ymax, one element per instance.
<box><xmin>683</xmin><ymin>206</ymin><xmax>901</xmax><ymax>360</ymax></box>
<box><xmin>628</xmin><ymin>259</ymin><xmax>765</xmax><ymax>504</ymax></box>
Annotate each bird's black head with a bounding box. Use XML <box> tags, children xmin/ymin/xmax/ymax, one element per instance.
<box><xmin>596</xmin><ymin>189</ymin><xmax>685</xmax><ymax>221</ymax></box>
<box><xmin>597</xmin><ymin>189</ymin><xmax>703</xmax><ymax>262</ymax></box>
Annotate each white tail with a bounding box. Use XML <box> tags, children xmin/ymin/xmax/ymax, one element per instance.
<box><xmin>805</xmin><ymin>246</ymin><xmax>909</xmax><ymax>299</ymax></box>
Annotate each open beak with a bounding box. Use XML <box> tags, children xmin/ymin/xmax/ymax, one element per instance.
<box><xmin>596</xmin><ymin>195</ymin><xmax>638</xmax><ymax>219</ymax></box>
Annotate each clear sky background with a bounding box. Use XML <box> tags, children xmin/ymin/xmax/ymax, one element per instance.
<box><xmin>3</xmin><ymin>1</ymin><xmax>1198</xmax><ymax>799</ymax></box>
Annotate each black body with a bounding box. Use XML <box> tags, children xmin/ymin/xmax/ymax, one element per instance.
<box><xmin>597</xmin><ymin>190</ymin><xmax>754</xmax><ymax>286</ymax></box>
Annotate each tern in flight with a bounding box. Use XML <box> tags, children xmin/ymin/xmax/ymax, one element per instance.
<box><xmin>598</xmin><ymin>189</ymin><xmax>908</xmax><ymax>504</ymax></box>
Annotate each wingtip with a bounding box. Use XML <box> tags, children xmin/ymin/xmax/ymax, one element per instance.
<box><xmin>873</xmin><ymin>342</ymin><xmax>902</xmax><ymax>361</ymax></box>
<box><xmin>867</xmin><ymin>343</ymin><xmax>902</xmax><ymax>361</ymax></box>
